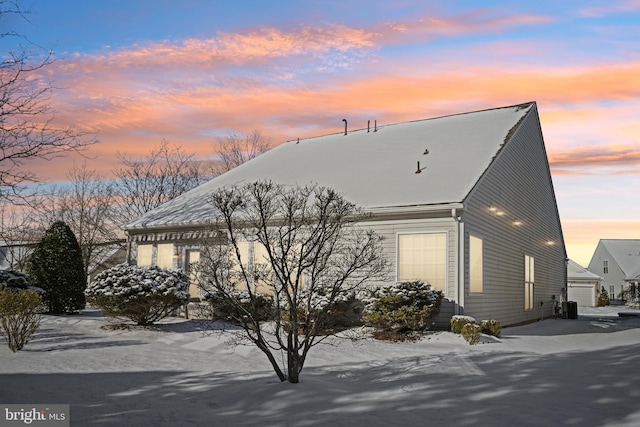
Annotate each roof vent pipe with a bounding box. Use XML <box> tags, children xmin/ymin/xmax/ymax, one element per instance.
<box><xmin>342</xmin><ymin>119</ymin><xmax>347</xmax><ymax>135</ymax></box>
<box><xmin>367</xmin><ymin>120</ymin><xmax>370</xmax><ymax>133</ymax></box>
<box><xmin>415</xmin><ymin>161</ymin><xmax>422</xmax><ymax>174</ymax></box>
<box><xmin>374</xmin><ymin>120</ymin><xmax>378</xmax><ymax>132</ymax></box>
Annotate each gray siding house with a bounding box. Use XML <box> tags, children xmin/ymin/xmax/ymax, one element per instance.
<box><xmin>588</xmin><ymin>239</ymin><xmax>640</xmax><ymax>303</ymax></box>
<box><xmin>124</xmin><ymin>102</ymin><xmax>566</xmax><ymax>327</ymax></box>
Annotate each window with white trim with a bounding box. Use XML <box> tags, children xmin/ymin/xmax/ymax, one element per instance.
<box><xmin>525</xmin><ymin>254</ymin><xmax>534</xmax><ymax>310</ymax></box>
<box><xmin>603</xmin><ymin>260</ymin><xmax>609</xmax><ymax>274</ymax></box>
<box><xmin>469</xmin><ymin>235</ymin><xmax>483</xmax><ymax>293</ymax></box>
<box><xmin>398</xmin><ymin>233</ymin><xmax>447</xmax><ymax>292</ymax></box>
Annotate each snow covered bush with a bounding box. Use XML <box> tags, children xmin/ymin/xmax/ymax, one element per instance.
<box><xmin>450</xmin><ymin>315</ymin><xmax>477</xmax><ymax>334</ymax></box>
<box><xmin>480</xmin><ymin>319</ymin><xmax>501</xmax><ymax>338</ymax></box>
<box><xmin>26</xmin><ymin>221</ymin><xmax>86</xmax><ymax>313</ymax></box>
<box><xmin>204</xmin><ymin>289</ymin><xmax>274</xmax><ymax>323</ymax></box>
<box><xmin>461</xmin><ymin>322</ymin><xmax>482</xmax><ymax>345</ymax></box>
<box><xmin>362</xmin><ymin>281</ymin><xmax>443</xmax><ymax>340</ymax></box>
<box><xmin>0</xmin><ymin>287</ymin><xmax>42</xmax><ymax>352</ymax></box>
<box><xmin>597</xmin><ymin>289</ymin><xmax>610</xmax><ymax>307</ymax></box>
<box><xmin>0</xmin><ymin>270</ymin><xmax>29</xmax><ymax>290</ymax></box>
<box><xmin>86</xmin><ymin>263</ymin><xmax>189</xmax><ymax>325</ymax></box>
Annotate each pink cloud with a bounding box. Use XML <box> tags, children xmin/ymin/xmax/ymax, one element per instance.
<box><xmin>549</xmin><ymin>143</ymin><xmax>640</xmax><ymax>175</ymax></box>
<box><xmin>580</xmin><ymin>0</ymin><xmax>640</xmax><ymax>17</ymax></box>
<box><xmin>374</xmin><ymin>10</ymin><xmax>552</xmax><ymax>43</ymax></box>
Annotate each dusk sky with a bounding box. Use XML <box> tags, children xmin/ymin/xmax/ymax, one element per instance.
<box><xmin>3</xmin><ymin>0</ymin><xmax>640</xmax><ymax>266</ymax></box>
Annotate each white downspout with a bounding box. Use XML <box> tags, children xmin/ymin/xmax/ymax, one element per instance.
<box><xmin>453</xmin><ymin>208</ymin><xmax>464</xmax><ymax>315</ymax></box>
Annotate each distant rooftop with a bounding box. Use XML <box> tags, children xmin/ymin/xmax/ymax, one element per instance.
<box><xmin>599</xmin><ymin>239</ymin><xmax>640</xmax><ymax>280</ymax></box>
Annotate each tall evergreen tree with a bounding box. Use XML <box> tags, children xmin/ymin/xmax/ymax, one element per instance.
<box><xmin>26</xmin><ymin>221</ymin><xmax>86</xmax><ymax>313</ymax></box>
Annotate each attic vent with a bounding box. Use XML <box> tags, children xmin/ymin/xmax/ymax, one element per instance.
<box><xmin>423</xmin><ymin>149</ymin><xmax>429</xmax><ymax>155</ymax></box>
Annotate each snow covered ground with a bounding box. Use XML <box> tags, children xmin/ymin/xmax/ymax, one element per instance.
<box><xmin>2</xmin><ymin>306</ymin><xmax>640</xmax><ymax>426</ymax></box>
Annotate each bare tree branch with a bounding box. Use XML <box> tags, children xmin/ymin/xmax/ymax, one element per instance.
<box><xmin>112</xmin><ymin>140</ymin><xmax>213</xmax><ymax>223</ymax></box>
<box><xmin>0</xmin><ymin>1</ymin><xmax>97</xmax><ymax>201</ymax></box>
<box><xmin>199</xmin><ymin>181</ymin><xmax>389</xmax><ymax>383</ymax></box>
<box><xmin>215</xmin><ymin>129</ymin><xmax>270</xmax><ymax>174</ymax></box>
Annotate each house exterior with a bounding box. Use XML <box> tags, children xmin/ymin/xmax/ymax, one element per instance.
<box><xmin>567</xmin><ymin>259</ymin><xmax>602</xmax><ymax>307</ymax></box>
<box><xmin>588</xmin><ymin>239</ymin><xmax>640</xmax><ymax>304</ymax></box>
<box><xmin>123</xmin><ymin>102</ymin><xmax>566</xmax><ymax>327</ymax></box>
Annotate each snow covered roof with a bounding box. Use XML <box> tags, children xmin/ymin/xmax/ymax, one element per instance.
<box><xmin>567</xmin><ymin>259</ymin><xmax>602</xmax><ymax>282</ymax></box>
<box><xmin>600</xmin><ymin>239</ymin><xmax>640</xmax><ymax>280</ymax></box>
<box><xmin>124</xmin><ymin>102</ymin><xmax>535</xmax><ymax>230</ymax></box>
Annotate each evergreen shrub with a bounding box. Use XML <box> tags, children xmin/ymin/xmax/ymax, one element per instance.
<box><xmin>597</xmin><ymin>288</ymin><xmax>610</xmax><ymax>307</ymax></box>
<box><xmin>362</xmin><ymin>281</ymin><xmax>443</xmax><ymax>339</ymax></box>
<box><xmin>26</xmin><ymin>221</ymin><xmax>86</xmax><ymax>313</ymax></box>
<box><xmin>205</xmin><ymin>289</ymin><xmax>274</xmax><ymax>323</ymax></box>
<box><xmin>450</xmin><ymin>315</ymin><xmax>477</xmax><ymax>334</ymax></box>
<box><xmin>480</xmin><ymin>319</ymin><xmax>501</xmax><ymax>338</ymax></box>
<box><xmin>86</xmin><ymin>263</ymin><xmax>189</xmax><ymax>325</ymax></box>
<box><xmin>461</xmin><ymin>322</ymin><xmax>482</xmax><ymax>345</ymax></box>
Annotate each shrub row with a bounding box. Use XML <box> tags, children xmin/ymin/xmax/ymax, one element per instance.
<box><xmin>450</xmin><ymin>315</ymin><xmax>501</xmax><ymax>345</ymax></box>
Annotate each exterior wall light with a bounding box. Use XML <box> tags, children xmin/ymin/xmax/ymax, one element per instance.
<box><xmin>513</xmin><ymin>219</ymin><xmax>523</xmax><ymax>226</ymax></box>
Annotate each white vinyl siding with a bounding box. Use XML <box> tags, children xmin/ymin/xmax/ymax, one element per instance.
<box><xmin>469</xmin><ymin>235</ymin><xmax>483</xmax><ymax>293</ymax></box>
<box><xmin>398</xmin><ymin>233</ymin><xmax>447</xmax><ymax>292</ymax></box>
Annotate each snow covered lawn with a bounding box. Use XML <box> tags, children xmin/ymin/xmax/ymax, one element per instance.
<box><xmin>2</xmin><ymin>306</ymin><xmax>640</xmax><ymax>426</ymax></box>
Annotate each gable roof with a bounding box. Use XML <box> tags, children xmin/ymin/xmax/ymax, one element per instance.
<box><xmin>567</xmin><ymin>259</ymin><xmax>602</xmax><ymax>282</ymax></box>
<box><xmin>599</xmin><ymin>239</ymin><xmax>640</xmax><ymax>280</ymax></box>
<box><xmin>124</xmin><ymin>102</ymin><xmax>535</xmax><ymax>230</ymax></box>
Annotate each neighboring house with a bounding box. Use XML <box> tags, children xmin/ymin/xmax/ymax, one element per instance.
<box><xmin>87</xmin><ymin>240</ymin><xmax>128</xmax><ymax>284</ymax></box>
<box><xmin>0</xmin><ymin>240</ymin><xmax>36</xmax><ymax>271</ymax></box>
<box><xmin>123</xmin><ymin>102</ymin><xmax>566</xmax><ymax>327</ymax></box>
<box><xmin>567</xmin><ymin>259</ymin><xmax>602</xmax><ymax>307</ymax></box>
<box><xmin>588</xmin><ymin>239</ymin><xmax>640</xmax><ymax>303</ymax></box>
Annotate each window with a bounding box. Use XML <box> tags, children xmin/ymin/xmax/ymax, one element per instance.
<box><xmin>186</xmin><ymin>250</ymin><xmax>200</xmax><ymax>298</ymax></box>
<box><xmin>610</xmin><ymin>285</ymin><xmax>615</xmax><ymax>300</ymax></box>
<box><xmin>398</xmin><ymin>233</ymin><xmax>447</xmax><ymax>292</ymax></box>
<box><xmin>603</xmin><ymin>260</ymin><xmax>609</xmax><ymax>274</ymax></box>
<box><xmin>156</xmin><ymin>244</ymin><xmax>174</xmax><ymax>269</ymax></box>
<box><xmin>525</xmin><ymin>254</ymin><xmax>534</xmax><ymax>310</ymax></box>
<box><xmin>136</xmin><ymin>244</ymin><xmax>153</xmax><ymax>267</ymax></box>
<box><xmin>469</xmin><ymin>235</ymin><xmax>483</xmax><ymax>293</ymax></box>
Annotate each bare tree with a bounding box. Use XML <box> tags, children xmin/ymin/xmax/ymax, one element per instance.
<box><xmin>215</xmin><ymin>130</ymin><xmax>270</xmax><ymax>174</ymax></box>
<box><xmin>112</xmin><ymin>140</ymin><xmax>212</xmax><ymax>223</ymax></box>
<box><xmin>0</xmin><ymin>1</ymin><xmax>95</xmax><ymax>201</ymax></box>
<box><xmin>199</xmin><ymin>180</ymin><xmax>389</xmax><ymax>383</ymax></box>
<box><xmin>36</xmin><ymin>163</ymin><xmax>121</xmax><ymax>278</ymax></box>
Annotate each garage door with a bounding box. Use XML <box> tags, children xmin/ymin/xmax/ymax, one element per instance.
<box><xmin>568</xmin><ymin>283</ymin><xmax>596</xmax><ymax>307</ymax></box>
